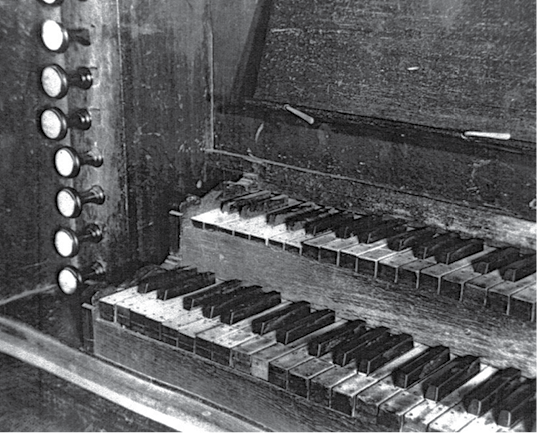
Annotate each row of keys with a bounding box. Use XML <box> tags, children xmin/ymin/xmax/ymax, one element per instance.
<box><xmin>98</xmin><ymin>267</ymin><xmax>536</xmax><ymax>431</ymax></box>
<box><xmin>191</xmin><ymin>191</ymin><xmax>536</xmax><ymax>322</ymax></box>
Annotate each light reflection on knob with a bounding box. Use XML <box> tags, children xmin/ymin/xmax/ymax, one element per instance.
<box><xmin>39</xmin><ymin>107</ymin><xmax>91</xmax><ymax>140</ymax></box>
<box><xmin>56</xmin><ymin>185</ymin><xmax>105</xmax><ymax>218</ymax></box>
<box><xmin>41</xmin><ymin>64</ymin><xmax>93</xmax><ymax>99</ymax></box>
<box><xmin>54</xmin><ymin>146</ymin><xmax>103</xmax><ymax>178</ymax></box>
<box><xmin>41</xmin><ymin>20</ymin><xmax>90</xmax><ymax>53</ymax></box>
<box><xmin>38</xmin><ymin>0</ymin><xmax>64</xmax><ymax>5</ymax></box>
<box><xmin>57</xmin><ymin>262</ymin><xmax>105</xmax><ymax>295</ymax></box>
<box><xmin>54</xmin><ymin>223</ymin><xmax>103</xmax><ymax>258</ymax></box>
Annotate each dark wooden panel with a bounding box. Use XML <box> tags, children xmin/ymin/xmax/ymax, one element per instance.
<box><xmin>119</xmin><ymin>0</ymin><xmax>213</xmax><ymax>266</ymax></box>
<box><xmin>254</xmin><ymin>0</ymin><xmax>536</xmax><ymax>143</ymax></box>
<box><xmin>0</xmin><ymin>2</ymin><xmax>68</xmax><ymax>299</ymax></box>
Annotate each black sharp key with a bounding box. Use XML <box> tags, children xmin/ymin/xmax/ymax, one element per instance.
<box><xmin>265</xmin><ymin>202</ymin><xmax>316</xmax><ymax>225</ymax></box>
<box><xmin>462</xmin><ymin>367</ymin><xmax>521</xmax><ymax>416</ymax></box>
<box><xmin>138</xmin><ymin>266</ymin><xmax>198</xmax><ymax>293</ymax></box>
<box><xmin>356</xmin><ymin>219</ymin><xmax>407</xmax><ymax>244</ymax></box>
<box><xmin>498</xmin><ymin>379</ymin><xmax>536</xmax><ymax>428</ymax></box>
<box><xmin>386</xmin><ymin>227</ymin><xmax>436</xmax><ymax>251</ymax></box>
<box><xmin>392</xmin><ymin>345</ymin><xmax>450</xmax><ymax>389</ymax></box>
<box><xmin>251</xmin><ymin>301</ymin><xmax>311</xmax><ymax>335</ymax></box>
<box><xmin>357</xmin><ymin>333</ymin><xmax>413</xmax><ymax>374</ymax></box>
<box><xmin>157</xmin><ymin>271</ymin><xmax>215</xmax><ymax>300</ymax></box>
<box><xmin>182</xmin><ymin>279</ymin><xmax>243</xmax><ymax>310</ymax></box>
<box><xmin>307</xmin><ymin>320</ymin><xmax>367</xmax><ymax>357</ymax></box>
<box><xmin>202</xmin><ymin>285</ymin><xmax>264</xmax><ymax>319</ymax></box>
<box><xmin>221</xmin><ymin>190</ymin><xmax>272</xmax><ymax>213</ymax></box>
<box><xmin>502</xmin><ymin>254</ymin><xmax>536</xmax><ymax>281</ymax></box>
<box><xmin>412</xmin><ymin>233</ymin><xmax>460</xmax><ymax>259</ymax></box>
<box><xmin>220</xmin><ymin>291</ymin><xmax>281</xmax><ymax>324</ymax></box>
<box><xmin>285</xmin><ymin>208</ymin><xmax>331</xmax><ymax>231</ymax></box>
<box><xmin>472</xmin><ymin>247</ymin><xmax>521</xmax><ymax>274</ymax></box>
<box><xmin>334</xmin><ymin>214</ymin><xmax>383</xmax><ymax>238</ymax></box>
<box><xmin>332</xmin><ymin>327</ymin><xmax>391</xmax><ymax>366</ymax></box>
<box><xmin>422</xmin><ymin>355</ymin><xmax>480</xmax><ymax>402</ymax></box>
<box><xmin>435</xmin><ymin>238</ymin><xmax>484</xmax><ymax>264</ymax></box>
<box><xmin>240</xmin><ymin>194</ymin><xmax>288</xmax><ymax>218</ymax></box>
<box><xmin>276</xmin><ymin>310</ymin><xmax>336</xmax><ymax>344</ymax></box>
<box><xmin>305</xmin><ymin>212</ymin><xmax>355</xmax><ymax>236</ymax></box>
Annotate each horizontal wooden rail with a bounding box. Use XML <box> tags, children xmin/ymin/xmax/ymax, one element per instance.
<box><xmin>0</xmin><ymin>315</ymin><xmax>262</xmax><ymax>432</ymax></box>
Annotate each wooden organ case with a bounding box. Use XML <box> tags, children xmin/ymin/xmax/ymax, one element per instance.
<box><xmin>0</xmin><ymin>0</ymin><xmax>535</xmax><ymax>431</ymax></box>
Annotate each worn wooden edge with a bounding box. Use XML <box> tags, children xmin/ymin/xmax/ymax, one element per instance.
<box><xmin>177</xmin><ymin>202</ymin><xmax>536</xmax><ymax>377</ymax></box>
<box><xmin>0</xmin><ymin>315</ymin><xmax>262</xmax><ymax>432</ymax></box>
<box><xmin>221</xmin><ymin>98</ymin><xmax>537</xmax><ymax>157</ymax></box>
<box><xmin>93</xmin><ymin>318</ymin><xmax>381</xmax><ymax>432</ymax></box>
<box><xmin>203</xmin><ymin>151</ymin><xmax>536</xmax><ymax>250</ymax></box>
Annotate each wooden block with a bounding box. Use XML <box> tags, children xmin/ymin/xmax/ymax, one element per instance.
<box><xmin>419</xmin><ymin>248</ymin><xmax>493</xmax><ymax>294</ymax></box>
<box><xmin>397</xmin><ymin>258</ymin><xmax>436</xmax><ymax>288</ymax></box>
<box><xmin>462</xmin><ymin>271</ymin><xmax>504</xmax><ymax>307</ymax></box>
<box><xmin>230</xmin><ymin>333</ymin><xmax>277</xmax><ymax>373</ymax></box>
<box><xmin>339</xmin><ymin>239</ymin><xmax>386</xmax><ymax>272</ymax></box>
<box><xmin>509</xmin><ymin>285</ymin><xmax>536</xmax><ymax>322</ymax></box>
<box><xmin>377</xmin><ymin>250</ymin><xmax>417</xmax><ymax>283</ymax></box>
<box><xmin>357</xmin><ymin>247</ymin><xmax>403</xmax><ymax>278</ymax></box>
<box><xmin>268</xmin><ymin>347</ymin><xmax>312</xmax><ymax>389</ymax></box>
<box><xmin>319</xmin><ymin>236</ymin><xmax>360</xmax><ymax>266</ymax></box>
<box><xmin>288</xmin><ymin>355</ymin><xmax>334</xmax><ymax>398</ymax></box>
<box><xmin>309</xmin><ymin>364</ymin><xmax>357</xmax><ymax>408</ymax></box>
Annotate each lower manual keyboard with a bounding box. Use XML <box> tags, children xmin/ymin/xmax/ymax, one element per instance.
<box><xmin>97</xmin><ymin>266</ymin><xmax>535</xmax><ymax>432</ymax></box>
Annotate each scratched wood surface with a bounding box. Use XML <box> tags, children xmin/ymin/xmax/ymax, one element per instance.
<box><xmin>254</xmin><ymin>0</ymin><xmax>536</xmax><ymax>143</ymax></box>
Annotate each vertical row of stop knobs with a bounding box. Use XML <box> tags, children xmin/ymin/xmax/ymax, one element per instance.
<box><xmin>37</xmin><ymin>0</ymin><xmax>105</xmax><ymax>294</ymax></box>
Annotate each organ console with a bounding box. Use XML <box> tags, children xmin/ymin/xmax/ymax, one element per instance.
<box><xmin>0</xmin><ymin>0</ymin><xmax>534</xmax><ymax>431</ymax></box>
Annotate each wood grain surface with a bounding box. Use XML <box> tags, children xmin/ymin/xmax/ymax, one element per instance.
<box><xmin>254</xmin><ymin>0</ymin><xmax>536</xmax><ymax>143</ymax></box>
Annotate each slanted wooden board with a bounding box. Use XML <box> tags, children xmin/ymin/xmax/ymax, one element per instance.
<box><xmin>253</xmin><ymin>0</ymin><xmax>536</xmax><ymax>142</ymax></box>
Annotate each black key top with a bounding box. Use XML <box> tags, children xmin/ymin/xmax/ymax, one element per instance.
<box><xmin>138</xmin><ymin>266</ymin><xmax>198</xmax><ymax>294</ymax></box>
<box><xmin>307</xmin><ymin>320</ymin><xmax>367</xmax><ymax>357</ymax></box>
<box><xmin>251</xmin><ymin>301</ymin><xmax>310</xmax><ymax>335</ymax></box>
<box><xmin>462</xmin><ymin>367</ymin><xmax>521</xmax><ymax>416</ymax></box>
<box><xmin>412</xmin><ymin>233</ymin><xmax>460</xmax><ymax>259</ymax></box>
<box><xmin>157</xmin><ymin>271</ymin><xmax>215</xmax><ymax>300</ymax></box>
<box><xmin>356</xmin><ymin>219</ymin><xmax>407</xmax><ymax>244</ymax></box>
<box><xmin>182</xmin><ymin>279</ymin><xmax>243</xmax><ymax>310</ymax></box>
<box><xmin>334</xmin><ymin>214</ymin><xmax>383</xmax><ymax>239</ymax></box>
<box><xmin>498</xmin><ymin>379</ymin><xmax>536</xmax><ymax>428</ymax></box>
<box><xmin>422</xmin><ymin>355</ymin><xmax>480</xmax><ymax>401</ymax></box>
<box><xmin>332</xmin><ymin>327</ymin><xmax>390</xmax><ymax>366</ymax></box>
<box><xmin>305</xmin><ymin>212</ymin><xmax>355</xmax><ymax>236</ymax></box>
<box><xmin>221</xmin><ymin>291</ymin><xmax>281</xmax><ymax>324</ymax></box>
<box><xmin>386</xmin><ymin>227</ymin><xmax>436</xmax><ymax>251</ymax></box>
<box><xmin>502</xmin><ymin>254</ymin><xmax>536</xmax><ymax>282</ymax></box>
<box><xmin>202</xmin><ymin>285</ymin><xmax>264</xmax><ymax>318</ymax></box>
<box><xmin>392</xmin><ymin>345</ymin><xmax>450</xmax><ymax>389</ymax></box>
<box><xmin>265</xmin><ymin>202</ymin><xmax>316</xmax><ymax>225</ymax></box>
<box><xmin>357</xmin><ymin>333</ymin><xmax>413</xmax><ymax>374</ymax></box>
<box><xmin>472</xmin><ymin>247</ymin><xmax>520</xmax><ymax>274</ymax></box>
<box><xmin>285</xmin><ymin>208</ymin><xmax>331</xmax><ymax>231</ymax></box>
<box><xmin>221</xmin><ymin>190</ymin><xmax>272</xmax><ymax>213</ymax></box>
<box><xmin>276</xmin><ymin>310</ymin><xmax>336</xmax><ymax>344</ymax></box>
<box><xmin>435</xmin><ymin>238</ymin><xmax>484</xmax><ymax>264</ymax></box>
<box><xmin>240</xmin><ymin>194</ymin><xmax>288</xmax><ymax>218</ymax></box>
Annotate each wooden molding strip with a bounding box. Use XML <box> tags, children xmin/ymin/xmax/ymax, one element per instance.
<box><xmin>0</xmin><ymin>315</ymin><xmax>262</xmax><ymax>432</ymax></box>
